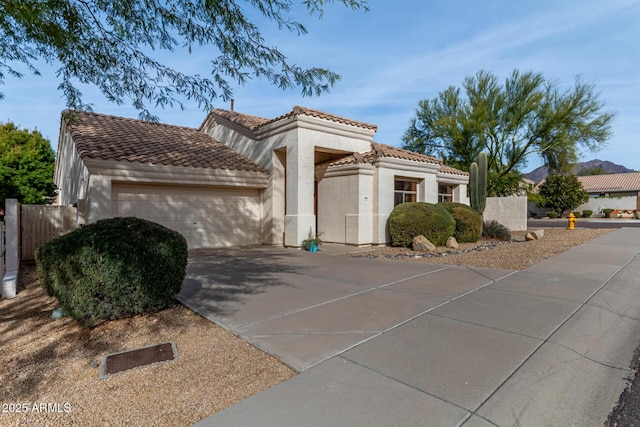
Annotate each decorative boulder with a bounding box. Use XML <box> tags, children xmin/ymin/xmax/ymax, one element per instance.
<box><xmin>413</xmin><ymin>235</ymin><xmax>436</xmax><ymax>252</ymax></box>
<box><xmin>446</xmin><ymin>236</ymin><xmax>459</xmax><ymax>249</ymax></box>
<box><xmin>526</xmin><ymin>229</ymin><xmax>545</xmax><ymax>241</ymax></box>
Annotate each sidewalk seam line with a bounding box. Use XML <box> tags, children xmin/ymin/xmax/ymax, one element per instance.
<box><xmin>469</xmin><ymin>249</ymin><xmax>640</xmax><ymax>420</ymax></box>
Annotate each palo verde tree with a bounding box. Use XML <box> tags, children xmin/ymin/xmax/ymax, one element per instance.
<box><xmin>0</xmin><ymin>122</ymin><xmax>56</xmax><ymax>208</ymax></box>
<box><xmin>402</xmin><ymin>69</ymin><xmax>615</xmax><ymax>196</ymax></box>
<box><xmin>537</xmin><ymin>174</ymin><xmax>589</xmax><ymax>217</ymax></box>
<box><xmin>0</xmin><ymin>0</ymin><xmax>368</xmax><ymax>120</ymax></box>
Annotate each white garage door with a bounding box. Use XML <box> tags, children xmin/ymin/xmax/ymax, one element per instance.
<box><xmin>111</xmin><ymin>183</ymin><xmax>261</xmax><ymax>248</ymax></box>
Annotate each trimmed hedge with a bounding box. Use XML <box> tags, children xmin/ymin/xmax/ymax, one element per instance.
<box><xmin>547</xmin><ymin>212</ymin><xmax>559</xmax><ymax>218</ymax></box>
<box><xmin>438</xmin><ymin>202</ymin><xmax>483</xmax><ymax>243</ymax></box>
<box><xmin>582</xmin><ymin>210</ymin><xmax>593</xmax><ymax>218</ymax></box>
<box><xmin>388</xmin><ymin>202</ymin><xmax>455</xmax><ymax>247</ymax></box>
<box><xmin>36</xmin><ymin>217</ymin><xmax>188</xmax><ymax>328</ymax></box>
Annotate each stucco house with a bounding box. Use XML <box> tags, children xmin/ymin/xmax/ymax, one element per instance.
<box><xmin>55</xmin><ymin>107</ymin><xmax>468</xmax><ymax>249</ymax></box>
<box><xmin>576</xmin><ymin>172</ymin><xmax>640</xmax><ymax>216</ymax></box>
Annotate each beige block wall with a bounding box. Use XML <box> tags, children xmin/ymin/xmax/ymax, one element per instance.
<box><xmin>484</xmin><ymin>196</ymin><xmax>528</xmax><ymax>231</ymax></box>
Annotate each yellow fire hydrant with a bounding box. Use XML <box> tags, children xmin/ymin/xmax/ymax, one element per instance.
<box><xmin>567</xmin><ymin>212</ymin><xmax>576</xmax><ymax>230</ymax></box>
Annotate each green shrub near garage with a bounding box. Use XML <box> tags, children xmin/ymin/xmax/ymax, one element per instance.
<box><xmin>36</xmin><ymin>217</ymin><xmax>188</xmax><ymax>328</ymax></box>
<box><xmin>388</xmin><ymin>202</ymin><xmax>455</xmax><ymax>247</ymax></box>
<box><xmin>438</xmin><ymin>202</ymin><xmax>483</xmax><ymax>243</ymax></box>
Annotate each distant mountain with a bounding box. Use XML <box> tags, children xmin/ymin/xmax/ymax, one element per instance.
<box><xmin>524</xmin><ymin>159</ymin><xmax>636</xmax><ymax>183</ymax></box>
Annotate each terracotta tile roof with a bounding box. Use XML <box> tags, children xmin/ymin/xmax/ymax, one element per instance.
<box><xmin>439</xmin><ymin>164</ymin><xmax>469</xmax><ymax>176</ymax></box>
<box><xmin>577</xmin><ymin>172</ymin><xmax>640</xmax><ymax>192</ymax></box>
<box><xmin>207</xmin><ymin>109</ymin><xmax>270</xmax><ymax>131</ymax></box>
<box><xmin>210</xmin><ymin>106</ymin><xmax>378</xmax><ymax>132</ymax></box>
<box><xmin>63</xmin><ymin>111</ymin><xmax>267</xmax><ymax>173</ymax></box>
<box><xmin>326</xmin><ymin>142</ymin><xmax>468</xmax><ymax>176</ymax></box>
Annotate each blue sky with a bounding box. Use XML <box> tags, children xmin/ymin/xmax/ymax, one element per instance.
<box><xmin>1</xmin><ymin>0</ymin><xmax>639</xmax><ymax>172</ymax></box>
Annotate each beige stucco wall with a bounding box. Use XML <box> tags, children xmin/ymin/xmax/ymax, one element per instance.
<box><xmin>317</xmin><ymin>164</ymin><xmax>374</xmax><ymax>245</ymax></box>
<box><xmin>56</xmin><ymin>144</ymin><xmax>269</xmax><ymax>228</ymax></box>
<box><xmin>484</xmin><ymin>196</ymin><xmax>528</xmax><ymax>231</ymax></box>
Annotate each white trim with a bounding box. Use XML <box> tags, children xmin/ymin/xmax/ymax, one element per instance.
<box><xmin>322</xmin><ymin>163</ymin><xmax>375</xmax><ymax>178</ymax></box>
<box><xmin>436</xmin><ymin>172</ymin><xmax>469</xmax><ymax>185</ymax></box>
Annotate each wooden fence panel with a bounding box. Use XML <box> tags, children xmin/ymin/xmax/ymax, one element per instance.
<box><xmin>21</xmin><ymin>205</ymin><xmax>78</xmax><ymax>260</ymax></box>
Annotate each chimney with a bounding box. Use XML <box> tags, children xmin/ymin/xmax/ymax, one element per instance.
<box><xmin>230</xmin><ymin>99</ymin><xmax>235</xmax><ymax>111</ymax></box>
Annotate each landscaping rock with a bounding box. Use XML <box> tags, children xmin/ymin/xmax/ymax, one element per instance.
<box><xmin>525</xmin><ymin>229</ymin><xmax>545</xmax><ymax>241</ymax></box>
<box><xmin>413</xmin><ymin>235</ymin><xmax>436</xmax><ymax>252</ymax></box>
<box><xmin>446</xmin><ymin>236</ymin><xmax>459</xmax><ymax>249</ymax></box>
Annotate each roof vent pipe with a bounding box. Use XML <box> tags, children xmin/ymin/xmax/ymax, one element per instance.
<box><xmin>230</xmin><ymin>99</ymin><xmax>235</xmax><ymax>111</ymax></box>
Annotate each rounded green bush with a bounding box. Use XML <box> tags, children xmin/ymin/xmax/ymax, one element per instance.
<box><xmin>438</xmin><ymin>202</ymin><xmax>483</xmax><ymax>243</ymax></box>
<box><xmin>547</xmin><ymin>211</ymin><xmax>558</xmax><ymax>218</ymax></box>
<box><xmin>36</xmin><ymin>217</ymin><xmax>188</xmax><ymax>328</ymax></box>
<box><xmin>582</xmin><ymin>210</ymin><xmax>593</xmax><ymax>218</ymax></box>
<box><xmin>388</xmin><ymin>202</ymin><xmax>455</xmax><ymax>247</ymax></box>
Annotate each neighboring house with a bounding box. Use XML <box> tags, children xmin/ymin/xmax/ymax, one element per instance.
<box><xmin>55</xmin><ymin>107</ymin><xmax>468</xmax><ymax>249</ymax></box>
<box><xmin>576</xmin><ymin>172</ymin><xmax>640</xmax><ymax>215</ymax></box>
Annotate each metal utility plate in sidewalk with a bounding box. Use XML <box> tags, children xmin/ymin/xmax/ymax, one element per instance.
<box><xmin>100</xmin><ymin>342</ymin><xmax>179</xmax><ymax>379</ymax></box>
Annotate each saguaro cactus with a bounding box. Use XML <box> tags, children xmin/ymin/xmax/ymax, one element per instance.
<box><xmin>469</xmin><ymin>152</ymin><xmax>487</xmax><ymax>215</ymax></box>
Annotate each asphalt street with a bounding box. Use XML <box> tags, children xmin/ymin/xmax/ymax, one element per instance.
<box><xmin>528</xmin><ymin>218</ymin><xmax>640</xmax><ymax>229</ymax></box>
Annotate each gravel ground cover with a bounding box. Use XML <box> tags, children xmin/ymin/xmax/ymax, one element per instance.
<box><xmin>0</xmin><ymin>227</ymin><xmax>625</xmax><ymax>426</ymax></box>
<box><xmin>351</xmin><ymin>228</ymin><xmax>614</xmax><ymax>270</ymax></box>
<box><xmin>0</xmin><ymin>266</ymin><xmax>294</xmax><ymax>427</ymax></box>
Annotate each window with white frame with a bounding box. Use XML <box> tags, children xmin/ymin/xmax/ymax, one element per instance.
<box><xmin>394</xmin><ymin>179</ymin><xmax>417</xmax><ymax>206</ymax></box>
<box><xmin>438</xmin><ymin>184</ymin><xmax>455</xmax><ymax>203</ymax></box>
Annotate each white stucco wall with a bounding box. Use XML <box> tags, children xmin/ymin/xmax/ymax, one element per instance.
<box><xmin>577</xmin><ymin>195</ymin><xmax>639</xmax><ymax>217</ymax></box>
<box><xmin>484</xmin><ymin>196</ymin><xmax>528</xmax><ymax>231</ymax></box>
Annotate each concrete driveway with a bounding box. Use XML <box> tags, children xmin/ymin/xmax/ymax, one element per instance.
<box><xmin>179</xmin><ymin>229</ymin><xmax>640</xmax><ymax>427</ymax></box>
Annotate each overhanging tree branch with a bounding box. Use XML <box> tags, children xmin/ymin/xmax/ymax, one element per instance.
<box><xmin>0</xmin><ymin>0</ymin><xmax>368</xmax><ymax>117</ymax></box>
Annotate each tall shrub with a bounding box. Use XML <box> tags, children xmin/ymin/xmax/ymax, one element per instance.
<box><xmin>438</xmin><ymin>202</ymin><xmax>483</xmax><ymax>243</ymax></box>
<box><xmin>388</xmin><ymin>202</ymin><xmax>455</xmax><ymax>247</ymax></box>
<box><xmin>36</xmin><ymin>217</ymin><xmax>188</xmax><ymax>328</ymax></box>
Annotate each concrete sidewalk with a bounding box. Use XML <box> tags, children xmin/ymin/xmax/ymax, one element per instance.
<box><xmin>180</xmin><ymin>229</ymin><xmax>640</xmax><ymax>427</ymax></box>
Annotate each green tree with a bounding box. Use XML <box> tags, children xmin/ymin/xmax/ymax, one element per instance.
<box><xmin>578</xmin><ymin>166</ymin><xmax>607</xmax><ymax>176</ymax></box>
<box><xmin>0</xmin><ymin>122</ymin><xmax>56</xmax><ymax>208</ymax></box>
<box><xmin>402</xmin><ymin>69</ymin><xmax>615</xmax><ymax>196</ymax></box>
<box><xmin>0</xmin><ymin>0</ymin><xmax>367</xmax><ymax>120</ymax></box>
<box><xmin>538</xmin><ymin>174</ymin><xmax>589</xmax><ymax>217</ymax></box>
